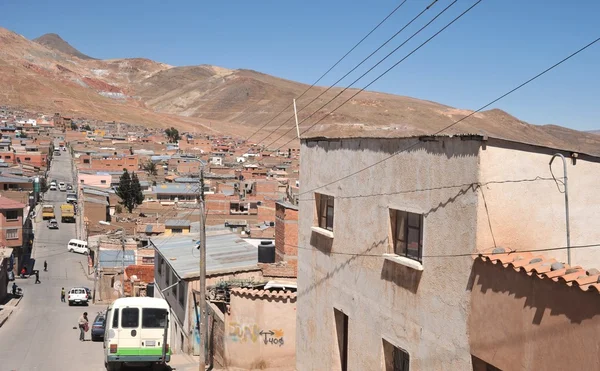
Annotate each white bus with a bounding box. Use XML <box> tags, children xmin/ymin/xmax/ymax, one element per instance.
<box><xmin>103</xmin><ymin>297</ymin><xmax>171</xmax><ymax>371</ymax></box>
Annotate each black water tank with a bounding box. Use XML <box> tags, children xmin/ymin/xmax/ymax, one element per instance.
<box><xmin>258</xmin><ymin>241</ymin><xmax>275</xmax><ymax>263</ymax></box>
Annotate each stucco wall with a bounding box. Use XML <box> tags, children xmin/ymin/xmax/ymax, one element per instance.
<box><xmin>469</xmin><ymin>258</ymin><xmax>600</xmax><ymax>370</ymax></box>
<box><xmin>225</xmin><ymin>291</ymin><xmax>296</xmax><ymax>370</ymax></box>
<box><xmin>297</xmin><ymin>137</ymin><xmax>482</xmax><ymax>370</ymax></box>
<box><xmin>477</xmin><ymin>140</ymin><xmax>600</xmax><ymax>266</ymax></box>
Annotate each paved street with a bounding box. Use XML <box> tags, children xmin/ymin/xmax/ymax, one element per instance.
<box><xmin>0</xmin><ymin>144</ymin><xmax>106</xmax><ymax>371</ymax></box>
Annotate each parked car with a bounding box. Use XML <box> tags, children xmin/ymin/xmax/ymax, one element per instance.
<box><xmin>47</xmin><ymin>219</ymin><xmax>59</xmax><ymax>229</ymax></box>
<box><xmin>91</xmin><ymin>312</ymin><xmax>105</xmax><ymax>341</ymax></box>
<box><xmin>49</xmin><ymin>183</ymin><xmax>57</xmax><ymax>191</ymax></box>
<box><xmin>67</xmin><ymin>184</ymin><xmax>73</xmax><ymax>191</ymax></box>
<box><xmin>67</xmin><ymin>287</ymin><xmax>89</xmax><ymax>306</ymax></box>
<box><xmin>58</xmin><ymin>182</ymin><xmax>66</xmax><ymax>192</ymax></box>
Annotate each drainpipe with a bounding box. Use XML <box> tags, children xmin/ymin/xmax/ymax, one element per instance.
<box><xmin>549</xmin><ymin>153</ymin><xmax>571</xmax><ymax>265</ymax></box>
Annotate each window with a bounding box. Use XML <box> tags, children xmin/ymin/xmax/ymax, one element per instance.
<box><xmin>157</xmin><ymin>256</ymin><xmax>162</xmax><ymax>274</ymax></box>
<box><xmin>142</xmin><ymin>308</ymin><xmax>167</xmax><ymax>328</ymax></box>
<box><xmin>121</xmin><ymin>308</ymin><xmax>139</xmax><ymax>328</ymax></box>
<box><xmin>100</xmin><ymin>180</ymin><xmax>107</xmax><ymax>184</ymax></box>
<box><xmin>334</xmin><ymin>309</ymin><xmax>348</xmax><ymax>371</ymax></box>
<box><xmin>4</xmin><ymin>156</ymin><xmax>9</xmax><ymax>159</ymax></box>
<box><xmin>178</xmin><ymin>281</ymin><xmax>185</xmax><ymax>306</ymax></box>
<box><xmin>143</xmin><ymin>256</ymin><xmax>155</xmax><ymax>265</ymax></box>
<box><xmin>171</xmin><ymin>271</ymin><xmax>178</xmax><ymax>296</ymax></box>
<box><xmin>24</xmin><ymin>157</ymin><xmax>31</xmax><ymax>161</ymax></box>
<box><xmin>112</xmin><ymin>309</ymin><xmax>119</xmax><ymax>328</ymax></box>
<box><xmin>391</xmin><ymin>210</ymin><xmax>423</xmax><ymax>262</ymax></box>
<box><xmin>383</xmin><ymin>339</ymin><xmax>410</xmax><ymax>371</ymax></box>
<box><xmin>83</xmin><ymin>159</ymin><xmax>90</xmax><ymax>164</ymax></box>
<box><xmin>471</xmin><ymin>356</ymin><xmax>501</xmax><ymax>371</ymax></box>
<box><xmin>316</xmin><ymin>193</ymin><xmax>334</xmax><ymax>231</ymax></box>
<box><xmin>171</xmin><ymin>228</ymin><xmax>183</xmax><ymax>234</ymax></box>
<box><xmin>6</xmin><ymin>229</ymin><xmax>19</xmax><ymax>240</ymax></box>
<box><xmin>165</xmin><ymin>267</ymin><xmax>170</xmax><ymax>286</ymax></box>
<box><xmin>5</xmin><ymin>210</ymin><xmax>18</xmax><ymax>220</ymax></box>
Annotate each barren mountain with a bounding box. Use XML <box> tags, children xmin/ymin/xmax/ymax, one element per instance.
<box><xmin>33</xmin><ymin>33</ymin><xmax>96</xmax><ymax>60</ymax></box>
<box><xmin>1</xmin><ymin>27</ymin><xmax>600</xmax><ymax>154</ymax></box>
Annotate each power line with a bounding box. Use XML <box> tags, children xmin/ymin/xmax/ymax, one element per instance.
<box><xmin>295</xmin><ymin>35</ymin><xmax>600</xmax><ymax>197</ymax></box>
<box><xmin>245</xmin><ymin>0</ymin><xmax>409</xmax><ymax>142</ymax></box>
<box><xmin>253</xmin><ymin>0</ymin><xmax>439</xmax><ymax>147</ymax></box>
<box><xmin>296</xmin><ymin>176</ymin><xmax>558</xmax><ymax>201</ymax></box>
<box><xmin>293</xmin><ymin>242</ymin><xmax>600</xmax><ymax>259</ymax></box>
<box><xmin>270</xmin><ymin>0</ymin><xmax>480</xmax><ymax>150</ymax></box>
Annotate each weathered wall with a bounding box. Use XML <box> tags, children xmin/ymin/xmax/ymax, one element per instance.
<box><xmin>297</xmin><ymin>137</ymin><xmax>481</xmax><ymax>370</ymax></box>
<box><xmin>477</xmin><ymin>140</ymin><xmax>600</xmax><ymax>266</ymax></box>
<box><xmin>225</xmin><ymin>290</ymin><xmax>296</xmax><ymax>370</ymax></box>
<box><xmin>469</xmin><ymin>258</ymin><xmax>600</xmax><ymax>370</ymax></box>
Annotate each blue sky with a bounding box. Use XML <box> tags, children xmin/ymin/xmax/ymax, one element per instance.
<box><xmin>1</xmin><ymin>0</ymin><xmax>599</xmax><ymax>130</ymax></box>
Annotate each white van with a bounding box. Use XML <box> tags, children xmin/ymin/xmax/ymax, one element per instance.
<box><xmin>104</xmin><ymin>297</ymin><xmax>171</xmax><ymax>370</ymax></box>
<box><xmin>67</xmin><ymin>239</ymin><xmax>89</xmax><ymax>255</ymax></box>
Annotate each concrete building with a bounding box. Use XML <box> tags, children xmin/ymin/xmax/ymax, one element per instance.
<box><xmin>297</xmin><ymin>133</ymin><xmax>600</xmax><ymax>370</ymax></box>
<box><xmin>0</xmin><ymin>197</ymin><xmax>25</xmax><ymax>272</ymax></box>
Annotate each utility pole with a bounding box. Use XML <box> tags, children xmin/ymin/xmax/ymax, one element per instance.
<box><xmin>121</xmin><ymin>232</ymin><xmax>125</xmax><ymax>298</ymax></box>
<box><xmin>199</xmin><ymin>168</ymin><xmax>207</xmax><ymax>370</ymax></box>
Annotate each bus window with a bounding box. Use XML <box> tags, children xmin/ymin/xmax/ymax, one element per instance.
<box><xmin>121</xmin><ymin>308</ymin><xmax>139</xmax><ymax>328</ymax></box>
<box><xmin>112</xmin><ymin>309</ymin><xmax>119</xmax><ymax>328</ymax></box>
<box><xmin>142</xmin><ymin>308</ymin><xmax>168</xmax><ymax>328</ymax></box>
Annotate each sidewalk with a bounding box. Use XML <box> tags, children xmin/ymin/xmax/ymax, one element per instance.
<box><xmin>0</xmin><ymin>294</ymin><xmax>23</xmax><ymax>328</ymax></box>
<box><xmin>169</xmin><ymin>353</ymin><xmax>202</xmax><ymax>371</ymax></box>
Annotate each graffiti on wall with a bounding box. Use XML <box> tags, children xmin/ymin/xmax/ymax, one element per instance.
<box><xmin>228</xmin><ymin>323</ymin><xmax>285</xmax><ymax>347</ymax></box>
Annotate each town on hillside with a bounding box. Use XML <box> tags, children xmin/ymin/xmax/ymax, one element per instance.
<box><xmin>1</xmin><ymin>3</ymin><xmax>600</xmax><ymax>370</ymax></box>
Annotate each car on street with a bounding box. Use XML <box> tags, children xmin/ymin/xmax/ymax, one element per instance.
<box><xmin>67</xmin><ymin>184</ymin><xmax>73</xmax><ymax>191</ymax></box>
<box><xmin>67</xmin><ymin>239</ymin><xmax>89</xmax><ymax>255</ymax></box>
<box><xmin>47</xmin><ymin>219</ymin><xmax>59</xmax><ymax>229</ymax></box>
<box><xmin>49</xmin><ymin>181</ymin><xmax>57</xmax><ymax>191</ymax></box>
<box><xmin>58</xmin><ymin>182</ymin><xmax>66</xmax><ymax>192</ymax></box>
<box><xmin>67</xmin><ymin>287</ymin><xmax>89</xmax><ymax>306</ymax></box>
<box><xmin>91</xmin><ymin>312</ymin><xmax>105</xmax><ymax>342</ymax></box>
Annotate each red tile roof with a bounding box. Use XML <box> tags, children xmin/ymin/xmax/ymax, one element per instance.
<box><xmin>477</xmin><ymin>247</ymin><xmax>600</xmax><ymax>293</ymax></box>
<box><xmin>0</xmin><ymin>197</ymin><xmax>25</xmax><ymax>210</ymax></box>
<box><xmin>230</xmin><ymin>287</ymin><xmax>296</xmax><ymax>300</ymax></box>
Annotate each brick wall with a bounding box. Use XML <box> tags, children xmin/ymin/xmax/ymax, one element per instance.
<box><xmin>273</xmin><ymin>202</ymin><xmax>298</xmax><ymax>277</ymax></box>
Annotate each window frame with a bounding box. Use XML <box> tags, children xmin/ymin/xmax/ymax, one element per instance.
<box><xmin>390</xmin><ymin>209</ymin><xmax>423</xmax><ymax>263</ymax></box>
<box><xmin>112</xmin><ymin>308</ymin><xmax>119</xmax><ymax>328</ymax></box>
<box><xmin>121</xmin><ymin>307</ymin><xmax>140</xmax><ymax>328</ymax></box>
<box><xmin>6</xmin><ymin>228</ymin><xmax>19</xmax><ymax>240</ymax></box>
<box><xmin>316</xmin><ymin>193</ymin><xmax>334</xmax><ymax>231</ymax></box>
<box><xmin>383</xmin><ymin>339</ymin><xmax>410</xmax><ymax>371</ymax></box>
<box><xmin>5</xmin><ymin>210</ymin><xmax>18</xmax><ymax>220</ymax></box>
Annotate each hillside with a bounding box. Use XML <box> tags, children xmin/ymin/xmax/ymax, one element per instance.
<box><xmin>1</xmin><ymin>27</ymin><xmax>600</xmax><ymax>154</ymax></box>
<box><xmin>33</xmin><ymin>33</ymin><xmax>96</xmax><ymax>60</ymax></box>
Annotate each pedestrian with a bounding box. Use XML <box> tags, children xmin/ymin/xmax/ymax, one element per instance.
<box><xmin>20</xmin><ymin>267</ymin><xmax>26</xmax><ymax>278</ymax></box>
<box><xmin>12</xmin><ymin>282</ymin><xmax>17</xmax><ymax>296</ymax></box>
<box><xmin>61</xmin><ymin>287</ymin><xmax>66</xmax><ymax>302</ymax></box>
<box><xmin>34</xmin><ymin>270</ymin><xmax>40</xmax><ymax>284</ymax></box>
<box><xmin>44</xmin><ymin>260</ymin><xmax>47</xmax><ymax>272</ymax></box>
<box><xmin>78</xmin><ymin>312</ymin><xmax>89</xmax><ymax>341</ymax></box>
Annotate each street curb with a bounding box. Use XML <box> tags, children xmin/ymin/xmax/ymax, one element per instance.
<box><xmin>0</xmin><ymin>308</ymin><xmax>13</xmax><ymax>328</ymax></box>
<box><xmin>79</xmin><ymin>261</ymin><xmax>95</xmax><ymax>281</ymax></box>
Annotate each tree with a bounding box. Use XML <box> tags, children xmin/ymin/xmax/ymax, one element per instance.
<box><xmin>71</xmin><ymin>122</ymin><xmax>78</xmax><ymax>131</ymax></box>
<box><xmin>142</xmin><ymin>160</ymin><xmax>158</xmax><ymax>176</ymax></box>
<box><xmin>82</xmin><ymin>124</ymin><xmax>92</xmax><ymax>131</ymax></box>
<box><xmin>115</xmin><ymin>169</ymin><xmax>145</xmax><ymax>213</ymax></box>
<box><xmin>165</xmin><ymin>127</ymin><xmax>180</xmax><ymax>143</ymax></box>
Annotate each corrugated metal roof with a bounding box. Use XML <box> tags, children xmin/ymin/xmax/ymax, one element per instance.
<box><xmin>99</xmin><ymin>250</ymin><xmax>136</xmax><ymax>268</ymax></box>
<box><xmin>154</xmin><ymin>183</ymin><xmax>200</xmax><ymax>195</ymax></box>
<box><xmin>174</xmin><ymin>178</ymin><xmax>199</xmax><ymax>183</ymax></box>
<box><xmin>165</xmin><ymin>219</ymin><xmax>191</xmax><ymax>227</ymax></box>
<box><xmin>152</xmin><ymin>233</ymin><xmax>258</xmax><ymax>279</ymax></box>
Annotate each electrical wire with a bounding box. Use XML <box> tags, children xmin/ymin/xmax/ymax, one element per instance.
<box><xmin>271</xmin><ymin>0</ymin><xmax>482</xmax><ymax>150</ymax></box>
<box><xmin>245</xmin><ymin>0</ymin><xmax>409</xmax><ymax>142</ymax></box>
<box><xmin>253</xmin><ymin>0</ymin><xmax>439</xmax><ymax>147</ymax></box>
<box><xmin>294</xmin><ymin>35</ymin><xmax>600</xmax><ymax>197</ymax></box>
